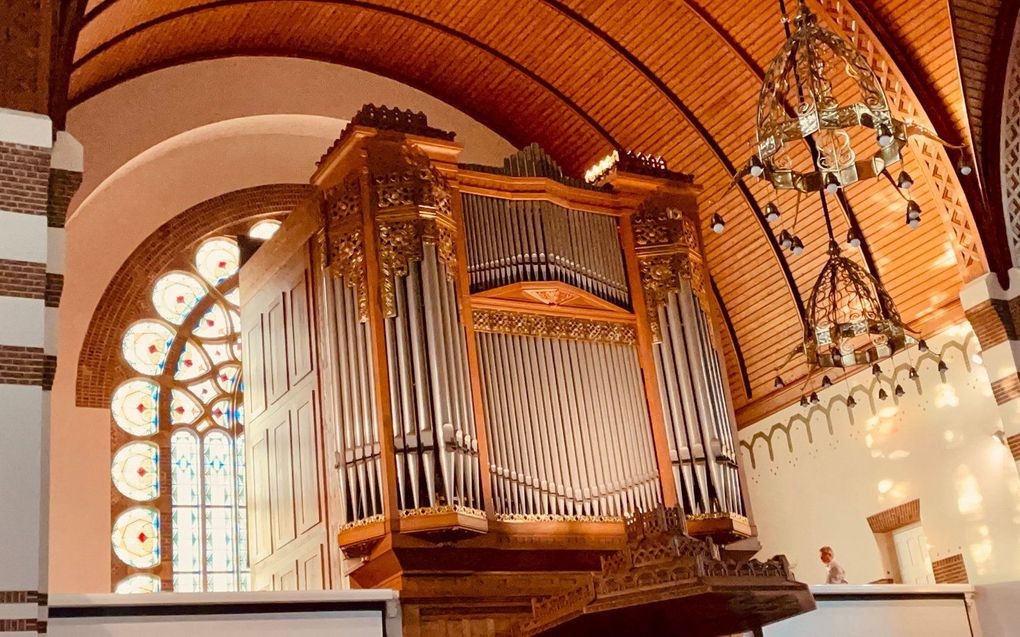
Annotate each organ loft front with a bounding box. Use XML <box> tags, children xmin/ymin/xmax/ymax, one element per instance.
<box><xmin>238</xmin><ymin>104</ymin><xmax>812</xmax><ymax>635</ymax></box>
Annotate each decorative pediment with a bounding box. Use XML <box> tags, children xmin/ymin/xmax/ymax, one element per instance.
<box><xmin>472</xmin><ymin>281</ymin><xmax>632</xmax><ymax>320</ymax></box>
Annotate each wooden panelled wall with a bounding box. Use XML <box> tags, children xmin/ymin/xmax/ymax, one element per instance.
<box><xmin>239</xmin><ymin>111</ymin><xmax>755</xmax><ymax>595</ymax></box>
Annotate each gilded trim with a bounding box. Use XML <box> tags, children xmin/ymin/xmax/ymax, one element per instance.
<box><xmin>472</xmin><ymin>308</ymin><xmax>636</xmax><ymax>345</ymax></box>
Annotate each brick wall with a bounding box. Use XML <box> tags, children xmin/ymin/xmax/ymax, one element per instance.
<box><xmin>75</xmin><ymin>183</ymin><xmax>312</xmax><ymax>407</ymax></box>
<box><xmin>46</xmin><ymin>168</ymin><xmax>81</xmax><ymax>228</ymax></box>
<box><xmin>867</xmin><ymin>499</ymin><xmax>921</xmax><ymax>533</ymax></box>
<box><xmin>0</xmin><ymin>141</ymin><xmax>49</xmax><ymax>216</ymax></box>
<box><xmin>932</xmin><ymin>554</ymin><xmax>969</xmax><ymax>584</ymax></box>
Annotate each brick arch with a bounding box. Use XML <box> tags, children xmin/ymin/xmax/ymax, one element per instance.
<box><xmin>75</xmin><ymin>182</ymin><xmax>313</xmax><ymax>407</ymax></box>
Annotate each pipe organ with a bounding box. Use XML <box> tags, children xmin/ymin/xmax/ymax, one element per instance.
<box><xmin>237</xmin><ymin>105</ymin><xmax>812</xmax><ymax>634</ymax></box>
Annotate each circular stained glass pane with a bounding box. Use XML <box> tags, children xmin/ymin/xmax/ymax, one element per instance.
<box><xmin>152</xmin><ymin>272</ymin><xmax>207</xmax><ymax>325</ymax></box>
<box><xmin>215</xmin><ymin>364</ymin><xmax>240</xmax><ymax>393</ymax></box>
<box><xmin>111</xmin><ymin>379</ymin><xmax>159</xmax><ymax>436</ymax></box>
<box><xmin>195</xmin><ymin>238</ymin><xmax>240</xmax><ymax>285</ymax></box>
<box><xmin>112</xmin><ymin>507</ymin><xmax>160</xmax><ymax>568</ymax></box>
<box><xmin>112</xmin><ymin>442</ymin><xmax>159</xmax><ymax>501</ymax></box>
<box><xmin>114</xmin><ymin>573</ymin><xmax>161</xmax><ymax>594</ymax></box>
<box><xmin>122</xmin><ymin>321</ymin><xmax>175</xmax><ymax>375</ymax></box>
<box><xmin>248</xmin><ymin>219</ymin><xmax>281</xmax><ymax>240</ymax></box>
<box><xmin>193</xmin><ymin>303</ymin><xmax>232</xmax><ymax>339</ymax></box>
<box><xmin>174</xmin><ymin>340</ymin><xmax>211</xmax><ymax>381</ymax></box>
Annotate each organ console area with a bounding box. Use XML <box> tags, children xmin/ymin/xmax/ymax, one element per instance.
<box><xmin>239</xmin><ymin>105</ymin><xmax>811</xmax><ymax>635</ymax></box>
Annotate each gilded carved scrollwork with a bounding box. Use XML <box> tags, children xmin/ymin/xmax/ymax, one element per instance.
<box><xmin>631</xmin><ymin>195</ymin><xmax>707</xmax><ymax>339</ymax></box>
<box><xmin>373</xmin><ymin>145</ymin><xmax>459</xmax><ymax>317</ymax></box>
<box><xmin>323</xmin><ymin>175</ymin><xmax>368</xmax><ymax>322</ymax></box>
<box><xmin>472</xmin><ymin>308</ymin><xmax>636</xmax><ymax>345</ymax></box>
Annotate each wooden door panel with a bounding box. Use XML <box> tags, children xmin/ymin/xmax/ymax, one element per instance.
<box><xmin>266</xmin><ymin>297</ymin><xmax>289</xmax><ymax>404</ymax></box>
<box><xmin>288</xmin><ymin>271</ymin><xmax>314</xmax><ymax>383</ymax></box>
<box><xmin>244</xmin><ymin>319</ymin><xmax>267</xmax><ymax>417</ymax></box>
<box><xmin>294</xmin><ymin>394</ymin><xmax>322</xmax><ymax>534</ymax></box>
<box><xmin>277</xmin><ymin>563</ymin><xmax>299</xmax><ymax>591</ymax></box>
<box><xmin>249</xmin><ymin>429</ymin><xmax>273</xmax><ymax>564</ymax></box>
<box><xmin>300</xmin><ymin>543</ymin><xmax>325</xmax><ymax>590</ymax></box>
<box><xmin>270</xmin><ymin>414</ymin><xmax>297</xmax><ymax>549</ymax></box>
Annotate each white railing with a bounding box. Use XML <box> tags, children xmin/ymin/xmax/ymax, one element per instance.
<box><xmin>48</xmin><ymin>590</ymin><xmax>401</xmax><ymax>637</ymax></box>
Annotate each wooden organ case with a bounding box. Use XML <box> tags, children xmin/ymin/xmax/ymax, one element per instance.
<box><xmin>240</xmin><ymin>105</ymin><xmax>812</xmax><ymax>635</ymax></box>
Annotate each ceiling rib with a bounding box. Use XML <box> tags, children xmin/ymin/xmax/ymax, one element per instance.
<box><xmin>539</xmin><ymin>0</ymin><xmax>807</xmax><ymax>325</ymax></box>
<box><xmin>71</xmin><ymin>0</ymin><xmax>621</xmax><ymax>149</ymax></box>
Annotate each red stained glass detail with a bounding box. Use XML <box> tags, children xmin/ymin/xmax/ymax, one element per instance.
<box><xmin>175</xmin><ymin>406</ymin><xmax>185</xmax><ymax>414</ymax></box>
<box><xmin>213</xmin><ymin>408</ymin><xmax>223</xmax><ymax>418</ymax></box>
<box><xmin>206</xmin><ymin>319</ymin><xmax>215</xmax><ymax>327</ymax></box>
<box><xmin>137</xmin><ymin>466</ymin><xmax>148</xmax><ymax>477</ymax></box>
<box><xmin>184</xmin><ymin>359</ymin><xmax>193</xmax><ymax>367</ymax></box>
<box><xmin>137</xmin><ymin>532</ymin><xmax>148</xmax><ymax>543</ymax></box>
<box><xmin>218</xmin><ymin>261</ymin><xmax>226</xmax><ymax>268</ymax></box>
<box><xmin>148</xmin><ymin>344</ymin><xmax>158</xmax><ymax>354</ymax></box>
<box><xmin>136</xmin><ymin>403</ymin><xmax>145</xmax><ymax>413</ymax></box>
<box><xmin>176</xmin><ymin>295</ymin><xmax>185</xmax><ymax>304</ymax></box>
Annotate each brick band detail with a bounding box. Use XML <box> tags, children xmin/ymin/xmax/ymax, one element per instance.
<box><xmin>932</xmin><ymin>554</ymin><xmax>969</xmax><ymax>584</ymax></box>
<box><xmin>0</xmin><ymin>618</ymin><xmax>44</xmax><ymax>632</ymax></box>
<box><xmin>0</xmin><ymin>346</ymin><xmax>46</xmax><ymax>386</ymax></box>
<box><xmin>0</xmin><ymin>259</ymin><xmax>45</xmax><ymax>300</ymax></box>
<box><xmin>44</xmin><ymin>273</ymin><xmax>63</xmax><ymax>307</ymax></box>
<box><xmin>0</xmin><ymin>142</ymin><xmax>49</xmax><ymax>217</ymax></box>
<box><xmin>0</xmin><ymin>591</ymin><xmax>41</xmax><ymax>604</ymax></box>
<box><xmin>965</xmin><ymin>298</ymin><xmax>1020</xmax><ymax>349</ymax></box>
<box><xmin>991</xmin><ymin>373</ymin><xmax>1020</xmax><ymax>405</ymax></box>
<box><xmin>1008</xmin><ymin>434</ymin><xmax>1020</xmax><ymax>462</ymax></box>
<box><xmin>866</xmin><ymin>498</ymin><xmax>920</xmax><ymax>533</ymax></box>
<box><xmin>47</xmin><ymin>169</ymin><xmax>82</xmax><ymax>229</ymax></box>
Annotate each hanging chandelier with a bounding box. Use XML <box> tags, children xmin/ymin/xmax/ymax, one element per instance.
<box><xmin>721</xmin><ymin>0</ymin><xmax>973</xmax><ymax>377</ymax></box>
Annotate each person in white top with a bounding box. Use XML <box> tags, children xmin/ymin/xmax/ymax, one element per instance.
<box><xmin>819</xmin><ymin>546</ymin><xmax>848</xmax><ymax>584</ymax></box>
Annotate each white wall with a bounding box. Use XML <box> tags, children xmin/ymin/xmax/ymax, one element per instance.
<box><xmin>739</xmin><ymin>323</ymin><xmax>1020</xmax><ymax>586</ymax></box>
<box><xmin>51</xmin><ymin>57</ymin><xmax>514</xmax><ymax>594</ymax></box>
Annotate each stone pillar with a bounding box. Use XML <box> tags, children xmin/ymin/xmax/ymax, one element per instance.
<box><xmin>961</xmin><ymin>269</ymin><xmax>1020</xmax><ymax>469</ymax></box>
<box><xmin>0</xmin><ymin>107</ymin><xmax>81</xmax><ymax>635</ymax></box>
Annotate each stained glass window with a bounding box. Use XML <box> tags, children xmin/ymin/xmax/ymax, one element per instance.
<box><xmin>248</xmin><ymin>220</ymin><xmax>281</xmax><ymax>240</ymax></box>
<box><xmin>112</xmin><ymin>234</ymin><xmax>250</xmax><ymax>593</ymax></box>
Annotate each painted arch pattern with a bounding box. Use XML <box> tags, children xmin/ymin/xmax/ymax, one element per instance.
<box><xmin>110</xmin><ymin>235</ymin><xmax>251</xmax><ymax>593</ymax></box>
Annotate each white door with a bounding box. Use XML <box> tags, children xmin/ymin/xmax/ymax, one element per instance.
<box><xmin>892</xmin><ymin>524</ymin><xmax>935</xmax><ymax>585</ymax></box>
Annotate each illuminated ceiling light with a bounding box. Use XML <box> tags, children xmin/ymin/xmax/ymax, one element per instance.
<box><xmin>905</xmin><ymin>200</ymin><xmax>921</xmax><ymax>229</ymax></box>
<box><xmin>872</xmin><ymin>363</ymin><xmax>882</xmax><ymax>376</ymax></box>
<box><xmin>908</xmin><ymin>367</ymin><xmax>919</xmax><ymax>380</ymax></box>
<box><xmin>711</xmin><ymin>213</ymin><xmax>726</xmax><ymax>234</ymax></box>
<box><xmin>846</xmin><ymin>394</ymin><xmax>857</xmax><ymax>408</ymax></box>
<box><xmin>809</xmin><ymin>392</ymin><xmax>820</xmax><ymax>404</ymax></box>
<box><xmin>824</xmin><ymin>172</ymin><xmax>841</xmax><ymax>194</ymax></box>
<box><xmin>897</xmin><ymin>170</ymin><xmax>914</xmax><ymax>190</ymax></box>
<box><xmin>875</xmin><ymin>122</ymin><xmax>894</xmax><ymax>147</ymax></box>
<box><xmin>774</xmin><ymin>375</ymin><xmax>786</xmax><ymax>388</ymax></box>
<box><xmin>957</xmin><ymin>153</ymin><xmax>973</xmax><ymax>176</ymax></box>
<box><xmin>765</xmin><ymin>202</ymin><xmax>781</xmax><ymax>223</ymax></box>
<box><xmin>800</xmin><ymin>396</ymin><xmax>809</xmax><ymax>407</ymax></box>
<box><xmin>894</xmin><ymin>384</ymin><xmax>905</xmax><ymax>397</ymax></box>
<box><xmin>845</xmin><ymin>229</ymin><xmax>861</xmax><ymax>248</ymax></box>
<box><xmin>938</xmin><ymin>359</ymin><xmax>949</xmax><ymax>373</ymax></box>
<box><xmin>779</xmin><ymin>229</ymin><xmax>793</xmax><ymax>251</ymax></box>
<box><xmin>918</xmin><ymin>339</ymin><xmax>929</xmax><ymax>353</ymax></box>
<box><xmin>878</xmin><ymin>387</ymin><xmax>888</xmax><ymax>400</ymax></box>
<box><xmin>821</xmin><ymin>375</ymin><xmax>833</xmax><ymax>388</ymax></box>
<box><xmin>749</xmin><ymin>154</ymin><xmax>765</xmax><ymax>177</ymax></box>
<box><xmin>790</xmin><ymin>236</ymin><xmax>805</xmax><ymax>255</ymax></box>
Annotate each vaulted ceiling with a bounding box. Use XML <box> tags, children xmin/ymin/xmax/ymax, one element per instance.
<box><xmin>65</xmin><ymin>0</ymin><xmax>1007</xmax><ymax>422</ymax></box>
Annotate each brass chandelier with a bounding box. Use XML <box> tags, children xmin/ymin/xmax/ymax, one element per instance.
<box><xmin>724</xmin><ymin>0</ymin><xmax>968</xmax><ymax>378</ymax></box>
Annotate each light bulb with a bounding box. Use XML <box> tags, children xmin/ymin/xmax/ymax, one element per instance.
<box><xmin>749</xmin><ymin>154</ymin><xmax>765</xmax><ymax>178</ymax></box>
<box><xmin>791</xmin><ymin>236</ymin><xmax>805</xmax><ymax>255</ymax></box>
<box><xmin>957</xmin><ymin>154</ymin><xmax>973</xmax><ymax>176</ymax></box>
<box><xmin>800</xmin><ymin>396</ymin><xmax>809</xmax><ymax>407</ymax></box>
<box><xmin>711</xmin><ymin>213</ymin><xmax>725</xmax><ymax>234</ymax></box>
<box><xmin>908</xmin><ymin>367</ymin><xmax>919</xmax><ymax>380</ymax></box>
<box><xmin>809</xmin><ymin>392</ymin><xmax>820</xmax><ymax>404</ymax></box>
<box><xmin>774</xmin><ymin>376</ymin><xmax>785</xmax><ymax>388</ymax></box>
<box><xmin>872</xmin><ymin>363</ymin><xmax>882</xmax><ymax>376</ymax></box>
<box><xmin>918</xmin><ymin>339</ymin><xmax>929</xmax><ymax>353</ymax></box>
<box><xmin>876</xmin><ymin>123</ymin><xmax>894</xmax><ymax>147</ymax></box>
<box><xmin>906</xmin><ymin>200</ymin><xmax>921</xmax><ymax>220</ymax></box>
<box><xmin>897</xmin><ymin>170</ymin><xmax>914</xmax><ymax>190</ymax></box>
<box><xmin>938</xmin><ymin>359</ymin><xmax>949</xmax><ymax>373</ymax></box>
<box><xmin>821</xmin><ymin>375</ymin><xmax>833</xmax><ymax>388</ymax></box>
<box><xmin>779</xmin><ymin>229</ymin><xmax>793</xmax><ymax>251</ymax></box>
<box><xmin>846</xmin><ymin>229</ymin><xmax>861</xmax><ymax>248</ymax></box>
<box><xmin>878</xmin><ymin>387</ymin><xmax>888</xmax><ymax>400</ymax></box>
<box><xmin>894</xmin><ymin>384</ymin><xmax>905</xmax><ymax>397</ymax></box>
<box><xmin>825</xmin><ymin>172</ymin><xmax>841</xmax><ymax>194</ymax></box>
<box><xmin>846</xmin><ymin>395</ymin><xmax>857</xmax><ymax>408</ymax></box>
<box><xmin>765</xmin><ymin>202</ymin><xmax>781</xmax><ymax>223</ymax></box>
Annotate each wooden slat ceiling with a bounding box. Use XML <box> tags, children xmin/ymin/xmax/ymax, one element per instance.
<box><xmin>67</xmin><ymin>0</ymin><xmax>986</xmax><ymax>424</ymax></box>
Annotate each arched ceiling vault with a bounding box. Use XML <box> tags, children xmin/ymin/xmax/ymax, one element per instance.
<box><xmin>65</xmin><ymin>0</ymin><xmax>993</xmax><ymax>420</ymax></box>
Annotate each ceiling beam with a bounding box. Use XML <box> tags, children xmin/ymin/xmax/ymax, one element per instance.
<box><xmin>69</xmin><ymin>0</ymin><xmax>621</xmax><ymax>152</ymax></box>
